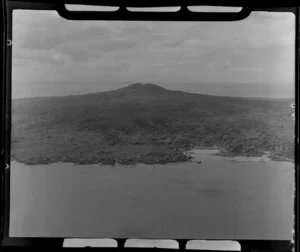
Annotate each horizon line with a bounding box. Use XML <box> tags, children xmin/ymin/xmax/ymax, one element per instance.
<box><xmin>12</xmin><ymin>83</ymin><xmax>295</xmax><ymax>101</ymax></box>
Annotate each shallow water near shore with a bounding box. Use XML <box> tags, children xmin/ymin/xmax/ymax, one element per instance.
<box><xmin>9</xmin><ymin>149</ymin><xmax>294</xmax><ymax>240</ymax></box>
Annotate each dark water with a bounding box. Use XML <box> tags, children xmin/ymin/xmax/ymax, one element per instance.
<box><xmin>9</xmin><ymin>151</ymin><xmax>294</xmax><ymax>240</ymax></box>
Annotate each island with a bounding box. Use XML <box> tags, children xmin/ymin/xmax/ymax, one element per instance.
<box><xmin>11</xmin><ymin>83</ymin><xmax>294</xmax><ymax>165</ymax></box>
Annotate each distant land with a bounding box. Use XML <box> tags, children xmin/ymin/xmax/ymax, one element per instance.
<box><xmin>12</xmin><ymin>81</ymin><xmax>294</xmax><ymax>100</ymax></box>
<box><xmin>11</xmin><ymin>83</ymin><xmax>294</xmax><ymax>165</ymax></box>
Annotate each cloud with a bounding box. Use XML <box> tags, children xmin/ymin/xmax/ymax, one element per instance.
<box><xmin>12</xmin><ymin>10</ymin><xmax>295</xmax><ymax>98</ymax></box>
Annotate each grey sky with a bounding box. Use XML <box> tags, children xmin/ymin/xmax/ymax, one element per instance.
<box><xmin>12</xmin><ymin>10</ymin><xmax>295</xmax><ymax>98</ymax></box>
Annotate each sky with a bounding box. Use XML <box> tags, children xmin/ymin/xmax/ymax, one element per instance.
<box><xmin>12</xmin><ymin>9</ymin><xmax>295</xmax><ymax>99</ymax></box>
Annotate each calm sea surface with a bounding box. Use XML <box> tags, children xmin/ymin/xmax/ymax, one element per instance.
<box><xmin>9</xmin><ymin>150</ymin><xmax>294</xmax><ymax>240</ymax></box>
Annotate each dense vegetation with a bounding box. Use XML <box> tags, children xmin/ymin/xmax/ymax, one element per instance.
<box><xmin>11</xmin><ymin>83</ymin><xmax>294</xmax><ymax>165</ymax></box>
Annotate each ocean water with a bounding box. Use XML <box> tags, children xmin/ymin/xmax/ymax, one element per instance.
<box><xmin>12</xmin><ymin>81</ymin><xmax>294</xmax><ymax>100</ymax></box>
<box><xmin>9</xmin><ymin>150</ymin><xmax>294</xmax><ymax>240</ymax></box>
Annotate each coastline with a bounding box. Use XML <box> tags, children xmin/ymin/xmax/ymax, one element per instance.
<box><xmin>215</xmin><ymin>150</ymin><xmax>294</xmax><ymax>163</ymax></box>
<box><xmin>11</xmin><ymin>145</ymin><xmax>294</xmax><ymax>166</ymax></box>
<box><xmin>191</xmin><ymin>147</ymin><xmax>294</xmax><ymax>163</ymax></box>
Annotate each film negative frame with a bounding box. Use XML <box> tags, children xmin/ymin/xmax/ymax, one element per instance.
<box><xmin>0</xmin><ymin>1</ymin><xmax>298</xmax><ymax>250</ymax></box>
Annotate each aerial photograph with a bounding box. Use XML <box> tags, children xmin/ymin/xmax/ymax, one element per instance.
<box><xmin>9</xmin><ymin>8</ymin><xmax>294</xmax><ymax>245</ymax></box>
